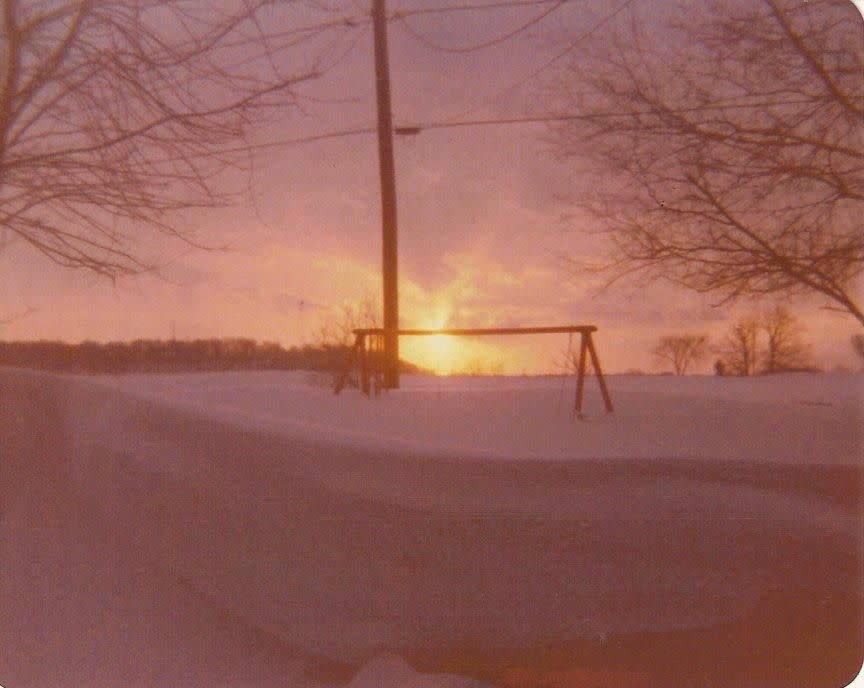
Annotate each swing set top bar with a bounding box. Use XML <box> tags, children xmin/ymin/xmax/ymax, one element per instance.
<box><xmin>339</xmin><ymin>324</ymin><xmax>613</xmax><ymax>415</ymax></box>
<box><xmin>353</xmin><ymin>325</ymin><xmax>597</xmax><ymax>337</ymax></box>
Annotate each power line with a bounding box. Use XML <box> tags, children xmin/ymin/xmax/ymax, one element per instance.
<box><xmin>401</xmin><ymin>98</ymin><xmax>820</xmax><ymax>131</ymax></box>
<box><xmin>225</xmin><ymin>126</ymin><xmax>377</xmax><ymax>154</ymax></box>
<box><xmin>15</xmin><ymin>99</ymin><xmax>822</xmax><ymax>167</ymax></box>
<box><xmin>214</xmin><ymin>14</ymin><xmax>371</xmax><ymax>53</ymax></box>
<box><xmin>309</xmin><ymin>16</ymin><xmax>370</xmax><ymax>75</ymax></box>
<box><xmin>438</xmin><ymin>0</ymin><xmax>635</xmax><ymax>122</ymax></box>
<box><xmin>394</xmin><ymin>0</ymin><xmax>567</xmax><ymax>53</ymax></box>
<box><xmin>393</xmin><ymin>0</ymin><xmax>570</xmax><ymax>17</ymax></box>
<box><xmin>208</xmin><ymin>96</ymin><xmax>819</xmax><ymax>157</ymax></box>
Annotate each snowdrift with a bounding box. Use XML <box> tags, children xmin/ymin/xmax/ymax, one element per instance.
<box><xmin>1</xmin><ymin>368</ymin><xmax>862</xmax><ymax>686</ymax></box>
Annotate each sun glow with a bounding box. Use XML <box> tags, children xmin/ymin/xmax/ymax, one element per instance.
<box><xmin>400</xmin><ymin>306</ymin><xmax>507</xmax><ymax>375</ymax></box>
<box><xmin>398</xmin><ymin>306</ymin><xmax>459</xmax><ymax>374</ymax></box>
<box><xmin>416</xmin><ymin>333</ymin><xmax>458</xmax><ymax>375</ymax></box>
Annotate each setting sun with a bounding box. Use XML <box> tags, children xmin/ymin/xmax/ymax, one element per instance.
<box><xmin>405</xmin><ymin>333</ymin><xmax>458</xmax><ymax>375</ymax></box>
<box><xmin>400</xmin><ymin>327</ymin><xmax>509</xmax><ymax>376</ymax></box>
<box><xmin>399</xmin><ymin>307</ymin><xmax>470</xmax><ymax>375</ymax></box>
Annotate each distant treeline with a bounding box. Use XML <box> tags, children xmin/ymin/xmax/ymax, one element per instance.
<box><xmin>0</xmin><ymin>338</ymin><xmax>425</xmax><ymax>375</ymax></box>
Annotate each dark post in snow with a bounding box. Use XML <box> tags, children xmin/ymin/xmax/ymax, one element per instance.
<box><xmin>372</xmin><ymin>0</ymin><xmax>400</xmax><ymax>389</ymax></box>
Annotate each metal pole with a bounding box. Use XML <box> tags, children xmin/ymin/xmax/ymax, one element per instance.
<box><xmin>372</xmin><ymin>0</ymin><xmax>399</xmax><ymax>389</ymax></box>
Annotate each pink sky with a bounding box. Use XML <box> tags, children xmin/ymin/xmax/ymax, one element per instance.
<box><xmin>1</xmin><ymin>0</ymin><xmax>861</xmax><ymax>373</ymax></box>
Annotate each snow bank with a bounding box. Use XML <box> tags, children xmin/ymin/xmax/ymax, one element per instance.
<box><xmin>1</xmin><ymin>368</ymin><xmax>490</xmax><ymax>688</ymax></box>
<box><xmin>1</xmin><ymin>368</ymin><xmax>861</xmax><ymax>686</ymax></box>
<box><xmin>84</xmin><ymin>369</ymin><xmax>862</xmax><ymax>464</ymax></box>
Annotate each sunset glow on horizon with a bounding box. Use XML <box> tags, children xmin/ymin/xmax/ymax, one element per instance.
<box><xmin>0</xmin><ymin>0</ymin><xmax>860</xmax><ymax>375</ymax></box>
<box><xmin>397</xmin><ymin>306</ymin><xmax>505</xmax><ymax>375</ymax></box>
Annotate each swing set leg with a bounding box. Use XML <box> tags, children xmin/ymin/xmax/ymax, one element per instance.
<box><xmin>574</xmin><ymin>333</ymin><xmax>589</xmax><ymax>418</ymax></box>
<box><xmin>574</xmin><ymin>332</ymin><xmax>614</xmax><ymax>417</ymax></box>
<box><xmin>587</xmin><ymin>333</ymin><xmax>614</xmax><ymax>413</ymax></box>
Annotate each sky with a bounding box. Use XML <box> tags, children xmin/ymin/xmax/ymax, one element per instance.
<box><xmin>1</xmin><ymin>0</ymin><xmax>862</xmax><ymax>374</ymax></box>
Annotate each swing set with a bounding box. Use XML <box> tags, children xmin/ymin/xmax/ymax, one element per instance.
<box><xmin>334</xmin><ymin>325</ymin><xmax>614</xmax><ymax>418</ymax></box>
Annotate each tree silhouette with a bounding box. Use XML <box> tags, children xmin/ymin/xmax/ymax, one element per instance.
<box><xmin>760</xmin><ymin>305</ymin><xmax>811</xmax><ymax>372</ymax></box>
<box><xmin>720</xmin><ymin>316</ymin><xmax>760</xmax><ymax>376</ymax></box>
<box><xmin>0</xmin><ymin>337</ymin><xmax>427</xmax><ymax>374</ymax></box>
<box><xmin>0</xmin><ymin>1</ymin><xmax>339</xmax><ymax>277</ymax></box>
<box><xmin>653</xmin><ymin>334</ymin><xmax>709</xmax><ymax>375</ymax></box>
<box><xmin>316</xmin><ymin>294</ymin><xmax>381</xmax><ymax>349</ymax></box>
<box><xmin>548</xmin><ymin>0</ymin><xmax>863</xmax><ymax>325</ymax></box>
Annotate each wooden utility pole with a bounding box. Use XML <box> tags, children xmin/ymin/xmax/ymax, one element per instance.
<box><xmin>372</xmin><ymin>0</ymin><xmax>400</xmax><ymax>389</ymax></box>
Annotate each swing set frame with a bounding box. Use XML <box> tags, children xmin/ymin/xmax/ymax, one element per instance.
<box><xmin>334</xmin><ymin>325</ymin><xmax>614</xmax><ymax>418</ymax></box>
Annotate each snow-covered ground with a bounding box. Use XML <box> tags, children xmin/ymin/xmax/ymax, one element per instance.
<box><xmin>79</xmin><ymin>370</ymin><xmax>862</xmax><ymax>464</ymax></box>
<box><xmin>1</xmin><ymin>368</ymin><xmax>862</xmax><ymax>687</ymax></box>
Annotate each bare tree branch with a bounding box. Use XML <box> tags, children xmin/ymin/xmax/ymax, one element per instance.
<box><xmin>545</xmin><ymin>0</ymin><xmax>864</xmax><ymax>326</ymax></box>
<box><xmin>0</xmin><ymin>0</ymin><xmax>352</xmax><ymax>278</ymax></box>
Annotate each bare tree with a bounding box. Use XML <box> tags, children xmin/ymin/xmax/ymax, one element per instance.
<box><xmin>547</xmin><ymin>0</ymin><xmax>864</xmax><ymax>326</ymax></box>
<box><xmin>653</xmin><ymin>334</ymin><xmax>709</xmax><ymax>375</ymax></box>
<box><xmin>720</xmin><ymin>316</ymin><xmax>760</xmax><ymax>376</ymax></box>
<box><xmin>0</xmin><ymin>1</ymin><xmax>350</xmax><ymax>278</ymax></box>
<box><xmin>316</xmin><ymin>294</ymin><xmax>381</xmax><ymax>349</ymax></box>
<box><xmin>316</xmin><ymin>293</ymin><xmax>383</xmax><ymax>389</ymax></box>
<box><xmin>760</xmin><ymin>304</ymin><xmax>812</xmax><ymax>372</ymax></box>
<box><xmin>852</xmin><ymin>333</ymin><xmax>864</xmax><ymax>365</ymax></box>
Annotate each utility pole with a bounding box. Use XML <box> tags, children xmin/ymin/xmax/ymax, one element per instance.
<box><xmin>372</xmin><ymin>0</ymin><xmax>400</xmax><ymax>389</ymax></box>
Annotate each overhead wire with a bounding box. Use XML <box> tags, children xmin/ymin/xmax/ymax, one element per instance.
<box><xmin>199</xmin><ymin>96</ymin><xmax>819</xmax><ymax>160</ymax></box>
<box><xmin>176</xmin><ymin>13</ymin><xmax>371</xmax><ymax>56</ymax></box>
<box><xmin>394</xmin><ymin>0</ymin><xmax>570</xmax><ymax>17</ymax></box>
<box><xmin>205</xmin><ymin>126</ymin><xmax>378</xmax><ymax>156</ymax></box>
<box><xmin>308</xmin><ymin>16</ymin><xmax>369</xmax><ymax>75</ymax></box>
<box><xmin>75</xmin><ymin>1</ymin><xmax>816</xmax><ymax>162</ymax></box>
<box><xmin>393</xmin><ymin>0</ymin><xmax>568</xmax><ymax>53</ymax></box>
<box><xmin>401</xmin><ymin>97</ymin><xmax>821</xmax><ymax>131</ymax></box>
<box><xmin>433</xmin><ymin>0</ymin><xmax>636</xmax><ymax>123</ymax></box>
<box><xmin>139</xmin><ymin>13</ymin><xmax>372</xmax><ymax>96</ymax></box>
